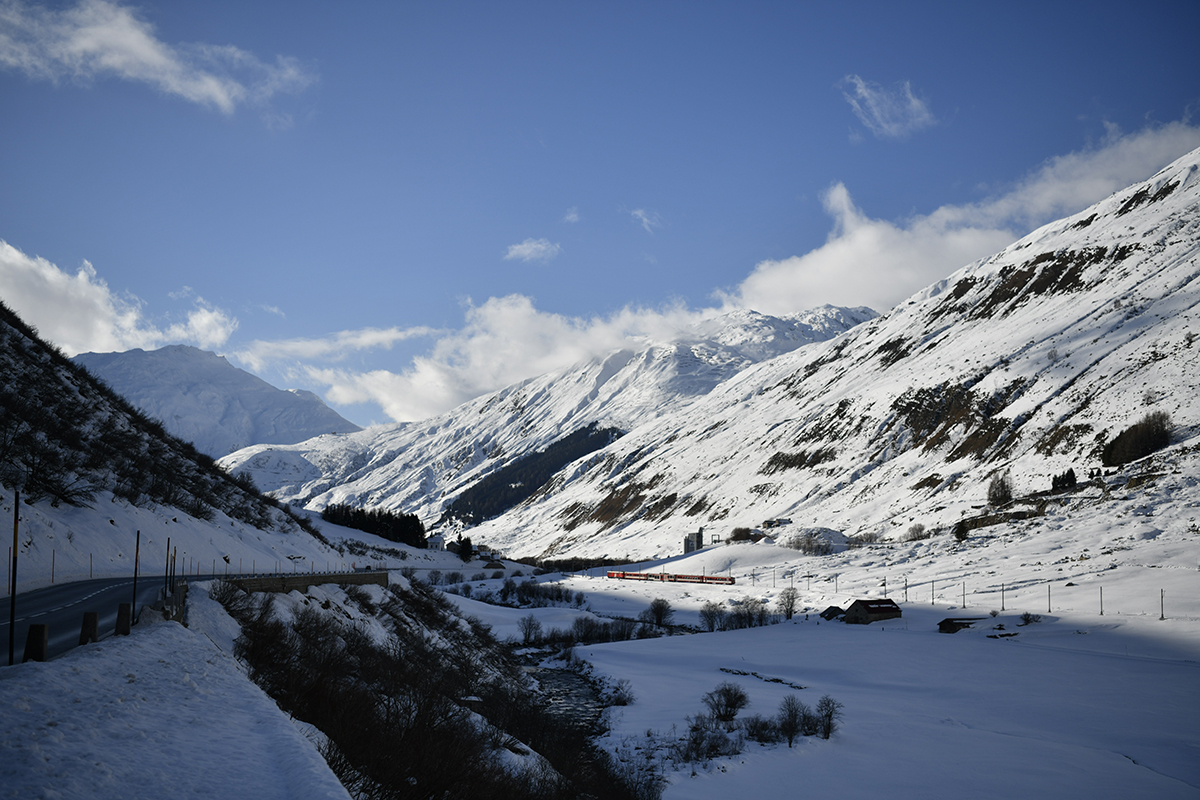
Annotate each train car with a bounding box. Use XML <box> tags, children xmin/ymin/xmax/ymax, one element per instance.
<box><xmin>606</xmin><ymin>571</ymin><xmax>735</xmax><ymax>585</ymax></box>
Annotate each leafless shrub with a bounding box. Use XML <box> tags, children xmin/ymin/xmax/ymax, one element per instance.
<box><xmin>699</xmin><ymin>601</ymin><xmax>726</xmax><ymax>632</ymax></box>
<box><xmin>702</xmin><ymin>681</ymin><xmax>749</xmax><ymax>723</ymax></box>
<box><xmin>905</xmin><ymin>523</ymin><xmax>930</xmax><ymax>541</ymax></box>
<box><xmin>816</xmin><ymin>694</ymin><xmax>844</xmax><ymax>739</ymax></box>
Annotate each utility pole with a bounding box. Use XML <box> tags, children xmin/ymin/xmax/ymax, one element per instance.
<box><xmin>9</xmin><ymin>489</ymin><xmax>19</xmax><ymax>666</ymax></box>
<box><xmin>131</xmin><ymin>531</ymin><xmax>140</xmax><ymax>626</ymax></box>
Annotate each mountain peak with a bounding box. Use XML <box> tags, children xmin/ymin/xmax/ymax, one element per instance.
<box><xmin>74</xmin><ymin>345</ymin><xmax>361</xmax><ymax>457</ymax></box>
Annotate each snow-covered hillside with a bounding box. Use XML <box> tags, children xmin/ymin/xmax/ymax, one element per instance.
<box><xmin>226</xmin><ymin>148</ymin><xmax>1200</xmax><ymax>563</ymax></box>
<box><xmin>220</xmin><ymin>306</ymin><xmax>875</xmax><ymax>524</ymax></box>
<box><xmin>75</xmin><ymin>345</ymin><xmax>360</xmax><ymax>458</ymax></box>
<box><xmin>449</xmin><ymin>147</ymin><xmax>1200</xmax><ymax>559</ymax></box>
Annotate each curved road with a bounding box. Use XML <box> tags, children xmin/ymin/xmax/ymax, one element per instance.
<box><xmin>0</xmin><ymin>575</ymin><xmax>172</xmax><ymax>664</ymax></box>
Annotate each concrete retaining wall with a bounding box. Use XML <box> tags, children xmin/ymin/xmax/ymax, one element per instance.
<box><xmin>228</xmin><ymin>571</ymin><xmax>388</xmax><ymax>594</ymax></box>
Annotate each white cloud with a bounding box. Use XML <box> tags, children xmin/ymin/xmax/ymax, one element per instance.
<box><xmin>724</xmin><ymin>121</ymin><xmax>1200</xmax><ymax>315</ymax></box>
<box><xmin>0</xmin><ymin>0</ymin><xmax>315</xmax><ymax>116</ymax></box>
<box><xmin>301</xmin><ymin>295</ymin><xmax>710</xmax><ymax>422</ymax></box>
<box><xmin>839</xmin><ymin>74</ymin><xmax>935</xmax><ymax>139</ymax></box>
<box><xmin>630</xmin><ymin>208</ymin><xmax>662</xmax><ymax>233</ymax></box>
<box><xmin>285</xmin><ymin>122</ymin><xmax>1200</xmax><ymax>423</ymax></box>
<box><xmin>0</xmin><ymin>239</ymin><xmax>237</xmax><ymax>354</ymax></box>
<box><xmin>563</xmin><ymin>206</ymin><xmax>580</xmax><ymax>223</ymax></box>
<box><xmin>234</xmin><ymin>326</ymin><xmax>438</xmax><ymax>372</ymax></box>
<box><xmin>504</xmin><ymin>238</ymin><xmax>561</xmax><ymax>263</ymax></box>
<box><xmin>9</xmin><ymin>121</ymin><xmax>1195</xmax><ymax>427</ymax></box>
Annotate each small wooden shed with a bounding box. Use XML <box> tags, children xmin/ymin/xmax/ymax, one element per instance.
<box><xmin>938</xmin><ymin>617</ymin><xmax>987</xmax><ymax>634</ymax></box>
<box><xmin>843</xmin><ymin>598</ymin><xmax>902</xmax><ymax>625</ymax></box>
<box><xmin>819</xmin><ymin>605</ymin><xmax>844</xmax><ymax>621</ymax></box>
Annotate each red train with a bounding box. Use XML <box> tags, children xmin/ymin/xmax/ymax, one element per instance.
<box><xmin>606</xmin><ymin>570</ymin><xmax>735</xmax><ymax>585</ymax></box>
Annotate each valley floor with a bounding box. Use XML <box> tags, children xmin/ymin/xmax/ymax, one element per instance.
<box><xmin>3</xmin><ymin>503</ymin><xmax>1197</xmax><ymax>800</ymax></box>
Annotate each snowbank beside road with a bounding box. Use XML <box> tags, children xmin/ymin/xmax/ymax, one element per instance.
<box><xmin>0</xmin><ymin>614</ymin><xmax>349</xmax><ymax>800</ymax></box>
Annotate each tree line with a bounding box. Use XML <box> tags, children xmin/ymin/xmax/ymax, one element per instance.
<box><xmin>321</xmin><ymin>503</ymin><xmax>426</xmax><ymax>548</ymax></box>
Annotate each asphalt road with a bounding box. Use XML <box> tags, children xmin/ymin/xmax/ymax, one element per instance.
<box><xmin>0</xmin><ymin>574</ymin><xmax>172</xmax><ymax>665</ymax></box>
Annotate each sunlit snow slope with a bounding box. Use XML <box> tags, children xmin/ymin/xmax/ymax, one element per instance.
<box><xmin>468</xmin><ymin>147</ymin><xmax>1200</xmax><ymax>559</ymax></box>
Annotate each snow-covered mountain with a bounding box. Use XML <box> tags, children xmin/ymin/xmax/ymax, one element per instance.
<box><xmin>74</xmin><ymin>345</ymin><xmax>360</xmax><ymax>458</ymax></box>
<box><xmin>226</xmin><ymin>146</ymin><xmax>1200</xmax><ymax>562</ymax></box>
<box><xmin>465</xmin><ymin>146</ymin><xmax>1200</xmax><ymax>559</ymax></box>
<box><xmin>0</xmin><ymin>303</ymin><xmax>342</xmax><ymax>590</ymax></box>
<box><xmin>219</xmin><ymin>306</ymin><xmax>875</xmax><ymax>523</ymax></box>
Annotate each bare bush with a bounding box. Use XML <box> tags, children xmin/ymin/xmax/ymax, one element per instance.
<box><xmin>816</xmin><ymin>694</ymin><xmax>844</xmax><ymax>739</ymax></box>
<box><xmin>699</xmin><ymin>601</ymin><xmax>726</xmax><ymax>632</ymax></box>
<box><xmin>606</xmin><ymin>678</ymin><xmax>636</xmax><ymax>706</ymax></box>
<box><xmin>741</xmin><ymin>714</ymin><xmax>781</xmax><ymax>744</ymax></box>
<box><xmin>776</xmin><ymin>587</ymin><xmax>800</xmax><ymax>620</ymax></box>
<box><xmin>518</xmin><ymin>613</ymin><xmax>542</xmax><ymax>645</ymax></box>
<box><xmin>905</xmin><ymin>523</ymin><xmax>930</xmax><ymax>541</ymax></box>
<box><xmin>784</xmin><ymin>531</ymin><xmax>833</xmax><ymax>555</ymax></box>
<box><xmin>644</xmin><ymin>597</ymin><xmax>673</xmax><ymax>627</ymax></box>
<box><xmin>702</xmin><ymin>682</ymin><xmax>749</xmax><ymax>723</ymax></box>
<box><xmin>673</xmin><ymin>713</ymin><xmax>744</xmax><ymax>763</ymax></box>
<box><xmin>846</xmin><ymin>530</ymin><xmax>882</xmax><ymax>549</ymax></box>
<box><xmin>776</xmin><ymin>695</ymin><xmax>806</xmax><ymax>747</ymax></box>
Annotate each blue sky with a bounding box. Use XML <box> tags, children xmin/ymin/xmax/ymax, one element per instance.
<box><xmin>2</xmin><ymin>0</ymin><xmax>1199</xmax><ymax>426</ymax></box>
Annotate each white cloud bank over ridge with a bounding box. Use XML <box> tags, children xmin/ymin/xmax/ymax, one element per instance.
<box><xmin>726</xmin><ymin>121</ymin><xmax>1200</xmax><ymax>315</ymax></box>
<box><xmin>0</xmin><ymin>240</ymin><xmax>237</xmax><ymax>353</ymax></box>
<box><xmin>300</xmin><ymin>295</ymin><xmax>705</xmax><ymax>422</ymax></box>
<box><xmin>0</xmin><ymin>0</ymin><xmax>315</xmax><ymax>117</ymax></box>
<box><xmin>4</xmin><ymin>123</ymin><xmax>1197</xmax><ymax>422</ymax></box>
<box><xmin>839</xmin><ymin>74</ymin><xmax>935</xmax><ymax>139</ymax></box>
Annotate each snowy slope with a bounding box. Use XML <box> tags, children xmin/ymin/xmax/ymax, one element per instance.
<box><xmin>464</xmin><ymin>147</ymin><xmax>1200</xmax><ymax>559</ymax></box>
<box><xmin>75</xmin><ymin>345</ymin><xmax>360</xmax><ymax>458</ymax></box>
<box><xmin>220</xmin><ymin>306</ymin><xmax>874</xmax><ymax>522</ymax></box>
<box><xmin>0</xmin><ymin>616</ymin><xmax>351</xmax><ymax>800</ymax></box>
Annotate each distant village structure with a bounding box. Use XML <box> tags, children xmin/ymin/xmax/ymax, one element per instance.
<box><xmin>683</xmin><ymin>528</ymin><xmax>705</xmax><ymax>554</ymax></box>
<box><xmin>843</xmin><ymin>598</ymin><xmax>902</xmax><ymax>625</ymax></box>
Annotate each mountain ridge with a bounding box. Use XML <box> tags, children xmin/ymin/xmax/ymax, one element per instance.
<box><xmin>74</xmin><ymin>344</ymin><xmax>361</xmax><ymax>458</ymax></box>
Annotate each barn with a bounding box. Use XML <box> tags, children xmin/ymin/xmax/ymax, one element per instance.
<box><xmin>843</xmin><ymin>598</ymin><xmax>902</xmax><ymax>624</ymax></box>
